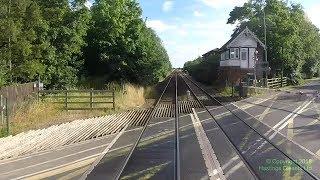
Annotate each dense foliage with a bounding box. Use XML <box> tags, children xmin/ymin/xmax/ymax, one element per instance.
<box><xmin>84</xmin><ymin>0</ymin><xmax>171</xmax><ymax>85</ymax></box>
<box><xmin>184</xmin><ymin>53</ymin><xmax>220</xmax><ymax>85</ymax></box>
<box><xmin>228</xmin><ymin>0</ymin><xmax>320</xmax><ymax>79</ymax></box>
<box><xmin>0</xmin><ymin>0</ymin><xmax>171</xmax><ymax>88</ymax></box>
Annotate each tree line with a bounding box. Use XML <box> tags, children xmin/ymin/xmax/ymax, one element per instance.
<box><xmin>185</xmin><ymin>0</ymin><xmax>320</xmax><ymax>83</ymax></box>
<box><xmin>184</xmin><ymin>54</ymin><xmax>220</xmax><ymax>85</ymax></box>
<box><xmin>0</xmin><ymin>0</ymin><xmax>172</xmax><ymax>89</ymax></box>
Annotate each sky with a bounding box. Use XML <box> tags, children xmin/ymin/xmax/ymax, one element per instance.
<box><xmin>84</xmin><ymin>0</ymin><xmax>320</xmax><ymax>68</ymax></box>
<box><xmin>135</xmin><ymin>0</ymin><xmax>320</xmax><ymax>68</ymax></box>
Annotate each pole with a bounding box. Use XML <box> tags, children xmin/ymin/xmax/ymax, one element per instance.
<box><xmin>5</xmin><ymin>98</ymin><xmax>9</xmax><ymax>135</ymax></box>
<box><xmin>90</xmin><ymin>89</ymin><xmax>93</xmax><ymax>110</ymax></box>
<box><xmin>37</xmin><ymin>75</ymin><xmax>41</xmax><ymax>102</ymax></box>
<box><xmin>232</xmin><ymin>83</ymin><xmax>234</xmax><ymax>97</ymax></box>
<box><xmin>112</xmin><ymin>91</ymin><xmax>115</xmax><ymax>110</ymax></box>
<box><xmin>281</xmin><ymin>47</ymin><xmax>284</xmax><ymax>87</ymax></box>
<box><xmin>0</xmin><ymin>95</ymin><xmax>3</xmax><ymax>124</ymax></box>
<box><xmin>8</xmin><ymin>0</ymin><xmax>12</xmax><ymax>83</ymax></box>
<box><xmin>254</xmin><ymin>51</ymin><xmax>257</xmax><ymax>87</ymax></box>
<box><xmin>263</xmin><ymin>2</ymin><xmax>268</xmax><ymax>63</ymax></box>
<box><xmin>65</xmin><ymin>91</ymin><xmax>68</xmax><ymax>111</ymax></box>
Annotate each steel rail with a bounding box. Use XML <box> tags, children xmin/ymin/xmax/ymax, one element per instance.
<box><xmin>180</xmin><ymin>74</ymin><xmax>260</xmax><ymax>180</ymax></box>
<box><xmin>174</xmin><ymin>73</ymin><xmax>181</xmax><ymax>180</ymax></box>
<box><xmin>114</xmin><ymin>74</ymin><xmax>174</xmax><ymax>180</ymax></box>
<box><xmin>183</xmin><ymin>73</ymin><xmax>320</xmax><ymax>180</ymax></box>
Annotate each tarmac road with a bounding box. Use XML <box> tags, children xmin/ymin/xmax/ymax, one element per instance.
<box><xmin>1</xmin><ymin>80</ymin><xmax>320</xmax><ymax>179</ymax></box>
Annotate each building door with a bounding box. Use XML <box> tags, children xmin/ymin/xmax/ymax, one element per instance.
<box><xmin>241</xmin><ymin>48</ymin><xmax>248</xmax><ymax>68</ymax></box>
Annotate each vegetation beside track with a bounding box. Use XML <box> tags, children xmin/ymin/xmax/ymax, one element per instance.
<box><xmin>184</xmin><ymin>0</ymin><xmax>320</xmax><ymax>86</ymax></box>
<box><xmin>0</xmin><ymin>0</ymin><xmax>172</xmax><ymax>89</ymax></box>
<box><xmin>183</xmin><ymin>54</ymin><xmax>220</xmax><ymax>85</ymax></box>
<box><xmin>1</xmin><ymin>83</ymin><xmax>157</xmax><ymax>137</ymax></box>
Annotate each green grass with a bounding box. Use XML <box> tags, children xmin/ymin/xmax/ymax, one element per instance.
<box><xmin>218</xmin><ymin>86</ymin><xmax>234</xmax><ymax>97</ymax></box>
<box><xmin>0</xmin><ymin>127</ymin><xmax>8</xmax><ymax>138</ymax></box>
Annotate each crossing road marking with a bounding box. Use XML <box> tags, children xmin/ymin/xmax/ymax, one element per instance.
<box><xmin>232</xmin><ymin>98</ymin><xmax>319</xmax><ymax>159</ymax></box>
<box><xmin>57</xmin><ymin>166</ymin><xmax>89</xmax><ymax>180</ymax></box>
<box><xmin>191</xmin><ymin>109</ymin><xmax>226</xmax><ymax>180</ymax></box>
<box><xmin>21</xmin><ymin>155</ymin><xmax>97</xmax><ymax>180</ymax></box>
<box><xmin>80</xmin><ymin>125</ymin><xmax>129</xmax><ymax>180</ymax></box>
<box><xmin>0</xmin><ymin>143</ymin><xmax>108</xmax><ymax>176</ymax></box>
<box><xmin>264</xmin><ymin>98</ymin><xmax>312</xmax><ymax>137</ymax></box>
<box><xmin>267</xmin><ymin>99</ymin><xmax>314</xmax><ymax>140</ymax></box>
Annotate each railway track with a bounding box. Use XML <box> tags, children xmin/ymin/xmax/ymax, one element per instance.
<box><xmin>80</xmin><ymin>71</ymin><xmax>319</xmax><ymax>179</ymax></box>
<box><xmin>181</xmin><ymin>74</ymin><xmax>320</xmax><ymax>179</ymax></box>
<box><xmin>84</xmin><ymin>71</ymin><xmax>212</xmax><ymax>179</ymax></box>
<box><xmin>2</xmin><ymin>71</ymin><xmax>320</xmax><ymax>179</ymax></box>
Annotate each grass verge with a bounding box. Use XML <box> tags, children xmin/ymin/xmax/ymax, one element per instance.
<box><xmin>2</xmin><ymin>83</ymin><xmax>155</xmax><ymax>137</ymax></box>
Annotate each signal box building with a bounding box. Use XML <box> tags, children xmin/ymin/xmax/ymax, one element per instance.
<box><xmin>217</xmin><ymin>27</ymin><xmax>269</xmax><ymax>85</ymax></box>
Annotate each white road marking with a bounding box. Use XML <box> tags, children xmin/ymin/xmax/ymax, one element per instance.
<box><xmin>279</xmin><ymin>99</ymin><xmax>314</xmax><ymax>131</ymax></box>
<box><xmin>221</xmin><ymin>156</ymin><xmax>239</xmax><ymax>171</ymax></box>
<box><xmin>191</xmin><ymin>109</ymin><xmax>226</xmax><ymax>180</ymax></box>
<box><xmin>259</xmin><ymin>97</ymin><xmax>277</xmax><ymax>121</ymax></box>
<box><xmin>57</xmin><ymin>166</ymin><xmax>89</xmax><ymax>180</ymax></box>
<box><xmin>0</xmin><ymin>143</ymin><xmax>109</xmax><ymax>175</ymax></box>
<box><xmin>264</xmin><ymin>99</ymin><xmax>311</xmax><ymax>137</ymax></box>
<box><xmin>0</xmin><ymin>95</ymin><xmax>281</xmax><ymax>179</ymax></box>
<box><xmin>237</xmin><ymin>96</ymin><xmax>277</xmax><ymax>110</ymax></box>
<box><xmin>0</xmin><ymin>133</ymin><xmax>117</xmax><ymax>165</ymax></box>
<box><xmin>268</xmin><ymin>99</ymin><xmax>314</xmax><ymax>140</ymax></box>
<box><xmin>17</xmin><ymin>155</ymin><xmax>97</xmax><ymax>179</ymax></box>
<box><xmin>80</xmin><ymin>125</ymin><xmax>129</xmax><ymax>180</ymax></box>
<box><xmin>232</xmin><ymin>99</ymin><xmax>319</xmax><ymax>159</ymax></box>
<box><xmin>224</xmin><ymin>161</ymin><xmax>244</xmax><ymax>178</ymax></box>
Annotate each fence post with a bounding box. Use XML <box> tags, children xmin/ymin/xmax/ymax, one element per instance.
<box><xmin>0</xmin><ymin>95</ymin><xmax>3</xmax><ymax>124</ymax></box>
<box><xmin>5</xmin><ymin>98</ymin><xmax>9</xmax><ymax>135</ymax></box>
<box><xmin>65</xmin><ymin>91</ymin><xmax>68</xmax><ymax>111</ymax></box>
<box><xmin>112</xmin><ymin>91</ymin><xmax>115</xmax><ymax>110</ymax></box>
<box><xmin>37</xmin><ymin>90</ymin><xmax>40</xmax><ymax>102</ymax></box>
<box><xmin>231</xmin><ymin>83</ymin><xmax>234</xmax><ymax>97</ymax></box>
<box><xmin>90</xmin><ymin>89</ymin><xmax>93</xmax><ymax>110</ymax></box>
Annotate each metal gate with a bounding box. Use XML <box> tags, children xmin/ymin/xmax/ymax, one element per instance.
<box><xmin>0</xmin><ymin>95</ymin><xmax>9</xmax><ymax>137</ymax></box>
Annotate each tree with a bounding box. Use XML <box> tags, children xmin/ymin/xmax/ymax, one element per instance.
<box><xmin>227</xmin><ymin>0</ymin><xmax>320</xmax><ymax>79</ymax></box>
<box><xmin>0</xmin><ymin>0</ymin><xmax>171</xmax><ymax>88</ymax></box>
<box><xmin>83</xmin><ymin>0</ymin><xmax>171</xmax><ymax>85</ymax></box>
<box><xmin>35</xmin><ymin>0</ymin><xmax>91</xmax><ymax>88</ymax></box>
<box><xmin>184</xmin><ymin>54</ymin><xmax>220</xmax><ymax>85</ymax></box>
<box><xmin>0</xmin><ymin>0</ymin><xmax>91</xmax><ymax>88</ymax></box>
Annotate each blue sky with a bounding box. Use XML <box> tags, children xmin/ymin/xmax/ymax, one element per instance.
<box><xmin>136</xmin><ymin>0</ymin><xmax>320</xmax><ymax>68</ymax></box>
<box><xmin>84</xmin><ymin>0</ymin><xmax>320</xmax><ymax>68</ymax></box>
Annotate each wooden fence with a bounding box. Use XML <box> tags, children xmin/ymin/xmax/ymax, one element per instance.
<box><xmin>0</xmin><ymin>82</ymin><xmax>37</xmax><ymax>114</ymax></box>
<box><xmin>38</xmin><ymin>90</ymin><xmax>115</xmax><ymax>110</ymax></box>
<box><xmin>266</xmin><ymin>77</ymin><xmax>287</xmax><ymax>89</ymax></box>
<box><xmin>0</xmin><ymin>95</ymin><xmax>9</xmax><ymax>136</ymax></box>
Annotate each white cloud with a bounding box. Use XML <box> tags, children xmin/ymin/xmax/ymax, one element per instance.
<box><xmin>307</xmin><ymin>4</ymin><xmax>320</xmax><ymax>28</ymax></box>
<box><xmin>146</xmin><ymin>20</ymin><xmax>176</xmax><ymax>32</ymax></box>
<box><xmin>84</xmin><ymin>0</ymin><xmax>93</xmax><ymax>8</ymax></box>
<box><xmin>163</xmin><ymin>1</ymin><xmax>174</xmax><ymax>12</ymax></box>
<box><xmin>163</xmin><ymin>20</ymin><xmax>236</xmax><ymax>68</ymax></box>
<box><xmin>200</xmin><ymin>0</ymin><xmax>247</xmax><ymax>8</ymax></box>
<box><xmin>176</xmin><ymin>29</ymin><xmax>188</xmax><ymax>36</ymax></box>
<box><xmin>193</xmin><ymin>10</ymin><xmax>204</xmax><ymax>17</ymax></box>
